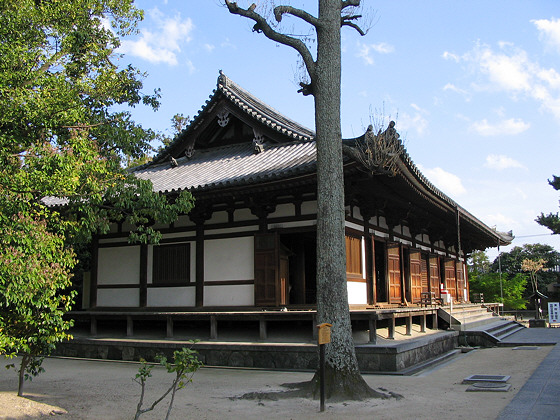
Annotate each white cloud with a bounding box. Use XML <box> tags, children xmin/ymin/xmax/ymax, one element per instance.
<box><xmin>417</xmin><ymin>165</ymin><xmax>467</xmax><ymax>197</ymax></box>
<box><xmin>119</xmin><ymin>8</ymin><xmax>194</xmax><ymax>66</ymax></box>
<box><xmin>357</xmin><ymin>41</ymin><xmax>394</xmax><ymax>65</ymax></box>
<box><xmin>484</xmin><ymin>154</ymin><xmax>526</xmax><ymax>170</ymax></box>
<box><xmin>470</xmin><ymin>118</ymin><xmax>530</xmax><ymax>136</ymax></box>
<box><xmin>442</xmin><ymin>51</ymin><xmax>460</xmax><ymax>62</ymax></box>
<box><xmin>447</xmin><ymin>41</ymin><xmax>560</xmax><ymax>122</ymax></box>
<box><xmin>395</xmin><ymin>104</ymin><xmax>429</xmax><ymax>137</ymax></box>
<box><xmin>532</xmin><ymin>17</ymin><xmax>560</xmax><ymax>53</ymax></box>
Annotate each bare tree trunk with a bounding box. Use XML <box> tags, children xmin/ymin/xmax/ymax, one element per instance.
<box><xmin>225</xmin><ymin>0</ymin><xmax>386</xmax><ymax>400</ymax></box>
<box><xmin>17</xmin><ymin>355</ymin><xmax>30</xmax><ymax>397</ymax></box>
<box><xmin>312</xmin><ymin>0</ymin><xmax>379</xmax><ymax>399</ymax></box>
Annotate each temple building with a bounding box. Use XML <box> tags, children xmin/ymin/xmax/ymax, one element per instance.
<box><xmin>86</xmin><ymin>71</ymin><xmax>512</xmax><ymax>313</ymax></box>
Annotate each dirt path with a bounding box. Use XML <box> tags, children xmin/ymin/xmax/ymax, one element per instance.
<box><xmin>0</xmin><ymin>346</ymin><xmax>551</xmax><ymax>420</ymax></box>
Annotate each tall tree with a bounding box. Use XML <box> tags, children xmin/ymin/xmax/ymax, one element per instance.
<box><xmin>0</xmin><ymin>0</ymin><xmax>193</xmax><ymax>395</ymax></box>
<box><xmin>224</xmin><ymin>1</ymin><xmax>381</xmax><ymax>400</ymax></box>
<box><xmin>491</xmin><ymin>244</ymin><xmax>560</xmax><ymax>293</ymax></box>
<box><xmin>536</xmin><ymin>175</ymin><xmax>560</xmax><ymax>234</ymax></box>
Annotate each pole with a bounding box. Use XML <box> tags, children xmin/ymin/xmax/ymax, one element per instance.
<box><xmin>319</xmin><ymin>343</ymin><xmax>325</xmax><ymax>412</ymax></box>
<box><xmin>498</xmin><ymin>239</ymin><xmax>503</xmax><ymax>316</ymax></box>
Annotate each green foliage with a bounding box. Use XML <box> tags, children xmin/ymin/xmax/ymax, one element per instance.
<box><xmin>0</xmin><ymin>213</ymin><xmax>76</xmax><ymax>395</ymax></box>
<box><xmin>491</xmin><ymin>244</ymin><xmax>560</xmax><ymax>291</ymax></box>
<box><xmin>536</xmin><ymin>175</ymin><xmax>560</xmax><ymax>234</ymax></box>
<box><xmin>469</xmin><ymin>250</ymin><xmax>491</xmax><ymax>275</ymax></box>
<box><xmin>0</xmin><ymin>0</ymin><xmax>195</xmax><ymax>395</ymax></box>
<box><xmin>134</xmin><ymin>345</ymin><xmax>203</xmax><ymax>420</ymax></box>
<box><xmin>468</xmin><ymin>272</ymin><xmax>528</xmax><ymax>310</ymax></box>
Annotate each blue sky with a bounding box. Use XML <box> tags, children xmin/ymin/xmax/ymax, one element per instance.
<box><xmin>115</xmin><ymin>0</ymin><xmax>560</xmax><ymax>259</ymax></box>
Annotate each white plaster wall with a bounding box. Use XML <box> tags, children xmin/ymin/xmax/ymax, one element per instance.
<box><xmin>147</xmin><ymin>287</ymin><xmax>196</xmax><ymax>307</ymax></box>
<box><xmin>402</xmin><ymin>225</ymin><xmax>411</xmax><ymax>238</ymax></box>
<box><xmin>203</xmin><ymin>285</ymin><xmax>254</xmax><ymax>306</ymax></box>
<box><xmin>347</xmin><ymin>282</ymin><xmax>367</xmax><ymax>305</ymax></box>
<box><xmin>161</xmin><ymin>232</ymin><xmax>196</xmax><ymax>241</ymax></box>
<box><xmin>269</xmin><ymin>220</ymin><xmax>316</xmax><ymax>230</ymax></box>
<box><xmin>234</xmin><ymin>208</ymin><xmax>258</xmax><ymax>222</ymax></box>
<box><xmin>378</xmin><ymin>216</ymin><xmax>389</xmax><ymax>230</ymax></box>
<box><xmin>174</xmin><ymin>214</ymin><xmax>195</xmax><ymax>228</ymax></box>
<box><xmin>97</xmin><ymin>288</ymin><xmax>139</xmax><ymax>307</ymax></box>
<box><xmin>345</xmin><ymin>221</ymin><xmax>363</xmax><ymax>232</ymax></box>
<box><xmin>204</xmin><ymin>237</ymin><xmax>254</xmax><ymax>281</ymax></box>
<box><xmin>98</xmin><ymin>246</ymin><xmax>140</xmax><ymax>285</ymax></box>
<box><xmin>301</xmin><ymin>201</ymin><xmax>317</xmax><ymax>215</ymax></box>
<box><xmin>268</xmin><ymin>203</ymin><xmax>294</xmax><ymax>218</ymax></box>
<box><xmin>208</xmin><ymin>211</ymin><xmax>229</xmax><ymax>224</ymax></box>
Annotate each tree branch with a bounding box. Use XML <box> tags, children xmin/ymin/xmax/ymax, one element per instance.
<box><xmin>273</xmin><ymin>5</ymin><xmax>319</xmax><ymax>27</ymax></box>
<box><xmin>341</xmin><ymin>19</ymin><xmax>366</xmax><ymax>36</ymax></box>
<box><xmin>224</xmin><ymin>1</ymin><xmax>316</xmax><ymax>82</ymax></box>
<box><xmin>341</xmin><ymin>0</ymin><xmax>361</xmax><ymax>10</ymax></box>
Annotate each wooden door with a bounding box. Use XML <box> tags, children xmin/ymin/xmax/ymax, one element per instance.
<box><xmin>254</xmin><ymin>233</ymin><xmax>279</xmax><ymax>306</ymax></box>
<box><xmin>429</xmin><ymin>256</ymin><xmax>441</xmax><ymax>297</ymax></box>
<box><xmin>456</xmin><ymin>261</ymin><xmax>465</xmax><ymax>302</ymax></box>
<box><xmin>279</xmin><ymin>255</ymin><xmax>289</xmax><ymax>306</ymax></box>
<box><xmin>421</xmin><ymin>254</ymin><xmax>429</xmax><ymax>294</ymax></box>
<box><xmin>444</xmin><ymin>260</ymin><xmax>457</xmax><ymax>301</ymax></box>
<box><xmin>409</xmin><ymin>250</ymin><xmax>423</xmax><ymax>303</ymax></box>
<box><xmin>387</xmin><ymin>244</ymin><xmax>402</xmax><ymax>304</ymax></box>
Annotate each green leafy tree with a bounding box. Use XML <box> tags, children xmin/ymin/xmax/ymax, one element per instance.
<box><xmin>491</xmin><ymin>244</ymin><xmax>559</xmax><ymax>292</ymax></box>
<box><xmin>0</xmin><ymin>214</ymin><xmax>76</xmax><ymax>396</ymax></box>
<box><xmin>0</xmin><ymin>0</ymin><xmax>194</xmax><ymax>395</ymax></box>
<box><xmin>468</xmin><ymin>250</ymin><xmax>528</xmax><ymax>309</ymax></box>
<box><xmin>469</xmin><ymin>250</ymin><xmax>491</xmax><ymax>275</ymax></box>
<box><xmin>536</xmin><ymin>175</ymin><xmax>560</xmax><ymax>234</ymax></box>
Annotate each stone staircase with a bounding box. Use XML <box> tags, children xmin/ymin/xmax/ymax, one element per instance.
<box><xmin>438</xmin><ymin>304</ymin><xmax>498</xmax><ymax>330</ymax></box>
<box><xmin>438</xmin><ymin>304</ymin><xmax>527</xmax><ymax>347</ymax></box>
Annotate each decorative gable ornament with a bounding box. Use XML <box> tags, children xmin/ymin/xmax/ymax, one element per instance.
<box><xmin>217</xmin><ymin>110</ymin><xmax>230</xmax><ymax>127</ymax></box>
<box><xmin>253</xmin><ymin>128</ymin><xmax>265</xmax><ymax>154</ymax></box>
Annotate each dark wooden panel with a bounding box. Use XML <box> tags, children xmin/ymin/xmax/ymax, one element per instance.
<box><xmin>387</xmin><ymin>244</ymin><xmax>402</xmax><ymax>304</ymax></box>
<box><xmin>254</xmin><ymin>233</ymin><xmax>278</xmax><ymax>306</ymax></box>
<box><xmin>409</xmin><ymin>250</ymin><xmax>422</xmax><ymax>303</ymax></box>
<box><xmin>420</xmin><ymin>254</ymin><xmax>429</xmax><ymax>294</ymax></box>
<box><xmin>429</xmin><ymin>256</ymin><xmax>441</xmax><ymax>297</ymax></box>
<box><xmin>345</xmin><ymin>235</ymin><xmax>363</xmax><ymax>279</ymax></box>
<box><xmin>444</xmin><ymin>260</ymin><xmax>457</xmax><ymax>301</ymax></box>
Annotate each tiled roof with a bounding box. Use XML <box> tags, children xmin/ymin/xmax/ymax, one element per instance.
<box><xmin>134</xmin><ymin>140</ymin><xmax>317</xmax><ymax>194</ymax></box>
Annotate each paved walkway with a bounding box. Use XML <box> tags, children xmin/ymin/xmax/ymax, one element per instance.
<box><xmin>497</xmin><ymin>327</ymin><xmax>560</xmax><ymax>420</ymax></box>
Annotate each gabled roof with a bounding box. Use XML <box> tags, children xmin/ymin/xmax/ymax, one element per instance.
<box><xmin>149</xmin><ymin>71</ymin><xmax>314</xmax><ymax>165</ymax></box>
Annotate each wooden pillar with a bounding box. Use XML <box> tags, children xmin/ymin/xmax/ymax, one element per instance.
<box><xmin>368</xmin><ymin>316</ymin><xmax>377</xmax><ymax>344</ymax></box>
<box><xmin>363</xmin><ymin>214</ymin><xmax>374</xmax><ymax>305</ymax></box>
<box><xmin>126</xmin><ymin>316</ymin><xmax>133</xmax><ymax>337</ymax></box>
<box><xmin>433</xmin><ymin>311</ymin><xmax>438</xmax><ymax>330</ymax></box>
<box><xmin>195</xmin><ymin>222</ymin><xmax>205</xmax><ymax>307</ymax></box>
<box><xmin>405</xmin><ymin>313</ymin><xmax>412</xmax><ymax>336</ymax></box>
<box><xmin>90</xmin><ymin>236</ymin><xmax>99</xmax><ymax>308</ymax></box>
<box><xmin>190</xmin><ymin>208</ymin><xmax>212</xmax><ymax>309</ymax></box>
<box><xmin>210</xmin><ymin>315</ymin><xmax>217</xmax><ymax>340</ymax></box>
<box><xmin>420</xmin><ymin>313</ymin><xmax>426</xmax><ymax>333</ymax></box>
<box><xmin>166</xmin><ymin>316</ymin><xmax>174</xmax><ymax>339</ymax></box>
<box><xmin>90</xmin><ymin>316</ymin><xmax>97</xmax><ymax>336</ymax></box>
<box><xmin>259</xmin><ymin>318</ymin><xmax>267</xmax><ymax>340</ymax></box>
<box><xmin>388</xmin><ymin>314</ymin><xmax>395</xmax><ymax>339</ymax></box>
<box><xmin>140</xmin><ymin>244</ymin><xmax>148</xmax><ymax>307</ymax></box>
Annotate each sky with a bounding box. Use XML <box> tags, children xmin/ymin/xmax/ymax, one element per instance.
<box><xmin>113</xmin><ymin>0</ymin><xmax>560</xmax><ymax>260</ymax></box>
